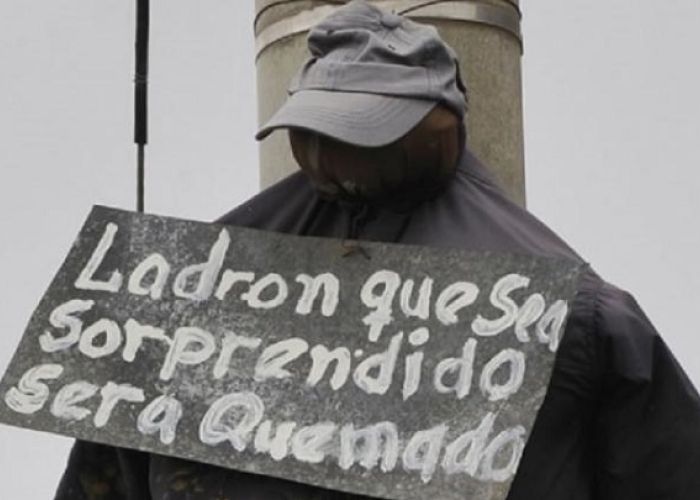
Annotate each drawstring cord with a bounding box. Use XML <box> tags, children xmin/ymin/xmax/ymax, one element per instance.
<box><xmin>341</xmin><ymin>203</ymin><xmax>372</xmax><ymax>259</ymax></box>
<box><xmin>338</xmin><ymin>201</ymin><xmax>414</xmax><ymax>259</ymax></box>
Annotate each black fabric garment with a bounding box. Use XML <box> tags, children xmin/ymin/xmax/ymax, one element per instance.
<box><xmin>55</xmin><ymin>148</ymin><xmax>700</xmax><ymax>500</ymax></box>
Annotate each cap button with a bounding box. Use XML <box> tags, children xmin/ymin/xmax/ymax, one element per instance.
<box><xmin>380</xmin><ymin>12</ymin><xmax>402</xmax><ymax>29</ymax></box>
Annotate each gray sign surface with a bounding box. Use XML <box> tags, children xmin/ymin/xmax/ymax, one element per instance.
<box><xmin>0</xmin><ymin>206</ymin><xmax>582</xmax><ymax>500</ymax></box>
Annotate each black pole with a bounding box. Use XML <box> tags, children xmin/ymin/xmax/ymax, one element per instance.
<box><xmin>134</xmin><ymin>0</ymin><xmax>149</xmax><ymax>213</ymax></box>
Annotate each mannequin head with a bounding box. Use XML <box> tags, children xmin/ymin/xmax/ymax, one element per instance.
<box><xmin>289</xmin><ymin>104</ymin><xmax>462</xmax><ymax>205</ymax></box>
<box><xmin>256</xmin><ymin>1</ymin><xmax>468</xmax><ymax>207</ymax></box>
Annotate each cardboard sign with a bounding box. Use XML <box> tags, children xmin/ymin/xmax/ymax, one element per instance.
<box><xmin>0</xmin><ymin>206</ymin><xmax>582</xmax><ymax>500</ymax></box>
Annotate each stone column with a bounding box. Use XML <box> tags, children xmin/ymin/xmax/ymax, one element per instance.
<box><xmin>254</xmin><ymin>0</ymin><xmax>526</xmax><ymax>206</ymax></box>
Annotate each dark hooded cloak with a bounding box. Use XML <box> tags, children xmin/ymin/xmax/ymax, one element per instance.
<box><xmin>55</xmin><ymin>148</ymin><xmax>700</xmax><ymax>500</ymax></box>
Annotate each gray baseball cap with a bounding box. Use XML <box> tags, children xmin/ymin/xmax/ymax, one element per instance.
<box><xmin>255</xmin><ymin>0</ymin><xmax>467</xmax><ymax>147</ymax></box>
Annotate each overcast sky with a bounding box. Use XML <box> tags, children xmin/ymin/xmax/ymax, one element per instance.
<box><xmin>1</xmin><ymin>1</ymin><xmax>698</xmax><ymax>497</ymax></box>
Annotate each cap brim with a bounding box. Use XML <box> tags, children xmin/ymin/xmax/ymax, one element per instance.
<box><xmin>255</xmin><ymin>90</ymin><xmax>436</xmax><ymax>147</ymax></box>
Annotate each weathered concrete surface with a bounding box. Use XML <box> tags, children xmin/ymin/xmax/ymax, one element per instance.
<box><xmin>255</xmin><ymin>0</ymin><xmax>526</xmax><ymax>206</ymax></box>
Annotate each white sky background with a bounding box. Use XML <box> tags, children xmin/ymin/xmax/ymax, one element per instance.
<box><xmin>0</xmin><ymin>1</ymin><xmax>698</xmax><ymax>497</ymax></box>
